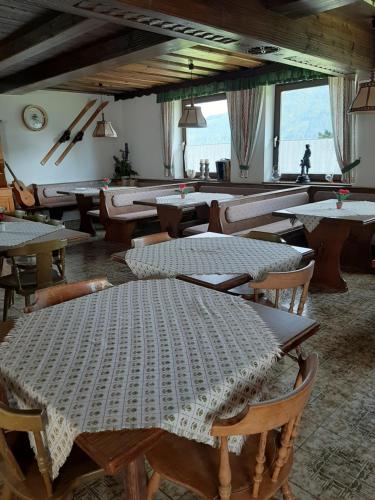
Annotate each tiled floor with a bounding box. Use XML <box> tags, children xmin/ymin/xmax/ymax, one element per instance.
<box><xmin>2</xmin><ymin>230</ymin><xmax>375</xmax><ymax>499</ymax></box>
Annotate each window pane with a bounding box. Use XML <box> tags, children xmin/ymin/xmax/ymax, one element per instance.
<box><xmin>185</xmin><ymin>99</ymin><xmax>231</xmax><ymax>171</ymax></box>
<box><xmin>278</xmin><ymin>84</ymin><xmax>340</xmax><ymax>175</ymax></box>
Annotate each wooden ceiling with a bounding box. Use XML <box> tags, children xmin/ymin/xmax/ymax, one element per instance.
<box><xmin>55</xmin><ymin>45</ymin><xmax>263</xmax><ymax>95</ymax></box>
<box><xmin>0</xmin><ymin>0</ymin><xmax>374</xmax><ymax>99</ymax></box>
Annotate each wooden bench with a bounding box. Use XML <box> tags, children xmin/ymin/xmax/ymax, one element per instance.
<box><xmin>183</xmin><ymin>187</ymin><xmax>309</xmax><ymax>244</ymax></box>
<box><xmin>33</xmin><ymin>180</ymin><xmax>103</xmax><ymax>219</ymax></box>
<box><xmin>100</xmin><ymin>182</ymin><xmax>197</xmax><ymax>245</ymax></box>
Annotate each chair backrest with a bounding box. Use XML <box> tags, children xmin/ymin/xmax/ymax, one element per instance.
<box><xmin>131</xmin><ymin>232</ymin><xmax>173</xmax><ymax>248</ymax></box>
<box><xmin>7</xmin><ymin>239</ymin><xmax>67</xmax><ymax>290</ymax></box>
<box><xmin>251</xmin><ymin>260</ymin><xmax>315</xmax><ymax>315</ymax></box>
<box><xmin>25</xmin><ymin>277</ymin><xmax>112</xmax><ymax>313</ymax></box>
<box><xmin>243</xmin><ymin>230</ymin><xmax>286</xmax><ymax>244</ymax></box>
<box><xmin>0</xmin><ymin>398</ymin><xmax>53</xmax><ymax>496</ymax></box>
<box><xmin>211</xmin><ymin>353</ymin><xmax>318</xmax><ymax>498</ymax></box>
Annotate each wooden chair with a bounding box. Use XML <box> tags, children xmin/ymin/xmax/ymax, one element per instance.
<box><xmin>25</xmin><ymin>277</ymin><xmax>113</xmax><ymax>313</ymax></box>
<box><xmin>250</xmin><ymin>260</ymin><xmax>315</xmax><ymax>316</ymax></box>
<box><xmin>242</xmin><ymin>230</ymin><xmax>286</xmax><ymax>244</ymax></box>
<box><xmin>0</xmin><ymin>239</ymin><xmax>67</xmax><ymax>321</ymax></box>
<box><xmin>0</xmin><ymin>391</ymin><xmax>104</xmax><ymax>499</ymax></box>
<box><xmin>131</xmin><ymin>232</ymin><xmax>173</xmax><ymax>248</ymax></box>
<box><xmin>146</xmin><ymin>353</ymin><xmax>318</xmax><ymax>500</ymax></box>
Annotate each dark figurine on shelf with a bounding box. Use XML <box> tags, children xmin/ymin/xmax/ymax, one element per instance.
<box><xmin>296</xmin><ymin>144</ymin><xmax>311</xmax><ymax>184</ymax></box>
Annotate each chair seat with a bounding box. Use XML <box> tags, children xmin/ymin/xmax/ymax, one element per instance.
<box><xmin>0</xmin><ymin>269</ymin><xmax>64</xmax><ymax>291</ymax></box>
<box><xmin>146</xmin><ymin>430</ymin><xmax>293</xmax><ymax>499</ymax></box>
<box><xmin>0</xmin><ymin>433</ymin><xmax>103</xmax><ymax>500</ymax></box>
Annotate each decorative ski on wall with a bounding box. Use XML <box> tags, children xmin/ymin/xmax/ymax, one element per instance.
<box><xmin>55</xmin><ymin>101</ymin><xmax>109</xmax><ymax>166</ymax></box>
<box><xmin>40</xmin><ymin>99</ymin><xmax>96</xmax><ymax>165</ymax></box>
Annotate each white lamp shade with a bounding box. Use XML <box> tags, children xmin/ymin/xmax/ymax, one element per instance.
<box><xmin>178</xmin><ymin>105</ymin><xmax>207</xmax><ymax>128</ymax></box>
<box><xmin>349</xmin><ymin>77</ymin><xmax>375</xmax><ymax>113</ymax></box>
<box><xmin>93</xmin><ymin>119</ymin><xmax>118</xmax><ymax>137</ymax></box>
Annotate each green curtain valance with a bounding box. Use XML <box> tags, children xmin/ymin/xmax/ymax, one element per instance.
<box><xmin>156</xmin><ymin>67</ymin><xmax>326</xmax><ymax>103</ymax></box>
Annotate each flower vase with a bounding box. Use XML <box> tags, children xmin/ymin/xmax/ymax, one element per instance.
<box><xmin>336</xmin><ymin>200</ymin><xmax>343</xmax><ymax>209</ymax></box>
<box><xmin>180</xmin><ymin>193</ymin><xmax>186</xmax><ymax>199</ymax></box>
<box><xmin>0</xmin><ymin>222</ymin><xmax>5</xmax><ymax>232</ymax></box>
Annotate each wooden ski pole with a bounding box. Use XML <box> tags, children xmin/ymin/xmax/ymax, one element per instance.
<box><xmin>40</xmin><ymin>99</ymin><xmax>96</xmax><ymax>165</ymax></box>
<box><xmin>55</xmin><ymin>101</ymin><xmax>109</xmax><ymax>166</ymax></box>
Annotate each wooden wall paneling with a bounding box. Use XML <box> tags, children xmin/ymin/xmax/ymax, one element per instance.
<box><xmin>264</xmin><ymin>0</ymin><xmax>360</xmax><ymax>18</ymax></box>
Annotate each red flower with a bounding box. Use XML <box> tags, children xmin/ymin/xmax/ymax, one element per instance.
<box><xmin>0</xmin><ymin>213</ymin><xmax>4</xmax><ymax>222</ymax></box>
<box><xmin>103</xmin><ymin>177</ymin><xmax>110</xmax><ymax>182</ymax></box>
<box><xmin>179</xmin><ymin>183</ymin><xmax>187</xmax><ymax>190</ymax></box>
<box><xmin>338</xmin><ymin>189</ymin><xmax>350</xmax><ymax>195</ymax></box>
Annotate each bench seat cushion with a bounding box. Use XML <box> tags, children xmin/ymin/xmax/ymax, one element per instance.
<box><xmin>87</xmin><ymin>209</ymin><xmax>100</xmax><ymax>217</ymax></box>
<box><xmin>183</xmin><ymin>223</ymin><xmax>209</xmax><ymax>236</ymax></box>
<box><xmin>236</xmin><ymin>219</ymin><xmax>303</xmax><ymax>236</ymax></box>
<box><xmin>111</xmin><ymin>209</ymin><xmax>158</xmax><ymax>221</ymax></box>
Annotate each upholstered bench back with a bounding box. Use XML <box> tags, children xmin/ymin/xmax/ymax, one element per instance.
<box><xmin>208</xmin><ymin>187</ymin><xmax>309</xmax><ymax>234</ymax></box>
<box><xmin>199</xmin><ymin>185</ymin><xmax>269</xmax><ymax>196</ymax></box>
<box><xmin>34</xmin><ymin>180</ymin><xmax>102</xmax><ymax>207</ymax></box>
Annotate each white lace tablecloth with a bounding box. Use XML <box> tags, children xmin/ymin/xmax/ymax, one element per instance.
<box><xmin>0</xmin><ymin>279</ymin><xmax>280</xmax><ymax>479</ymax></box>
<box><xmin>125</xmin><ymin>237</ymin><xmax>302</xmax><ymax>279</ymax></box>
<box><xmin>287</xmin><ymin>199</ymin><xmax>375</xmax><ymax>232</ymax></box>
<box><xmin>155</xmin><ymin>192</ymin><xmax>235</xmax><ymax>207</ymax></box>
<box><xmin>0</xmin><ymin>221</ymin><xmax>60</xmax><ymax>248</ymax></box>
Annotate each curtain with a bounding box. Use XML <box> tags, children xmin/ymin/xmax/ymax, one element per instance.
<box><xmin>329</xmin><ymin>76</ymin><xmax>357</xmax><ymax>183</ymax></box>
<box><xmin>160</xmin><ymin>101</ymin><xmax>174</xmax><ymax>177</ymax></box>
<box><xmin>156</xmin><ymin>68</ymin><xmax>325</xmax><ymax>103</ymax></box>
<box><xmin>227</xmin><ymin>87</ymin><xmax>265</xmax><ymax>174</ymax></box>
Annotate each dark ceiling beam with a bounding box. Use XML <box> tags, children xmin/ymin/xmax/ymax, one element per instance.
<box><xmin>0</xmin><ymin>32</ymin><xmax>196</xmax><ymax>94</ymax></box>
<box><xmin>263</xmin><ymin>0</ymin><xmax>359</xmax><ymax>18</ymax></box>
<box><xmin>0</xmin><ymin>13</ymin><xmax>106</xmax><ymax>72</ymax></box>
<box><xmin>114</xmin><ymin>62</ymin><xmax>294</xmax><ymax>100</ymax></box>
<box><xmin>30</xmin><ymin>0</ymin><xmax>374</xmax><ymax>74</ymax></box>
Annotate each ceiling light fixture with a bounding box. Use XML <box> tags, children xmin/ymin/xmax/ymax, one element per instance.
<box><xmin>178</xmin><ymin>60</ymin><xmax>207</xmax><ymax>128</ymax></box>
<box><xmin>93</xmin><ymin>83</ymin><xmax>118</xmax><ymax>137</ymax></box>
<box><xmin>348</xmin><ymin>70</ymin><xmax>375</xmax><ymax>113</ymax></box>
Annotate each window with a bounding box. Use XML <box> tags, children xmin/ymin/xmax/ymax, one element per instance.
<box><xmin>274</xmin><ymin>80</ymin><xmax>340</xmax><ymax>177</ymax></box>
<box><xmin>182</xmin><ymin>94</ymin><xmax>231</xmax><ymax>172</ymax></box>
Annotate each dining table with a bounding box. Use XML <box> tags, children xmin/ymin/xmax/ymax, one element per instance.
<box><xmin>0</xmin><ymin>280</ymin><xmax>319</xmax><ymax>500</ymax></box>
<box><xmin>133</xmin><ymin>192</ymin><xmax>237</xmax><ymax>237</ymax></box>
<box><xmin>273</xmin><ymin>199</ymin><xmax>375</xmax><ymax>292</ymax></box>
<box><xmin>112</xmin><ymin>232</ymin><xmax>314</xmax><ymax>291</ymax></box>
<box><xmin>0</xmin><ymin>215</ymin><xmax>90</xmax><ymax>255</ymax></box>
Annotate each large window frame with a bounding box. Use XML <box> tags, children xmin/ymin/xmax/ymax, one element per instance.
<box><xmin>181</xmin><ymin>93</ymin><xmax>229</xmax><ymax>179</ymax></box>
<box><xmin>274</xmin><ymin>78</ymin><xmax>342</xmax><ymax>182</ymax></box>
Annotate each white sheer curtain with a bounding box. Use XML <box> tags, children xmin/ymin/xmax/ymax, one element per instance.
<box><xmin>329</xmin><ymin>76</ymin><xmax>357</xmax><ymax>183</ymax></box>
<box><xmin>160</xmin><ymin>101</ymin><xmax>175</xmax><ymax>177</ymax></box>
<box><xmin>226</xmin><ymin>87</ymin><xmax>265</xmax><ymax>176</ymax></box>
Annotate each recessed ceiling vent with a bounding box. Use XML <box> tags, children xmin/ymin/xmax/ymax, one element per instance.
<box><xmin>247</xmin><ymin>46</ymin><xmax>280</xmax><ymax>55</ymax></box>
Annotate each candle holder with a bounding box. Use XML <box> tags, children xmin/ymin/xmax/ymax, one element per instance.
<box><xmin>204</xmin><ymin>159</ymin><xmax>210</xmax><ymax>180</ymax></box>
<box><xmin>199</xmin><ymin>160</ymin><xmax>205</xmax><ymax>179</ymax></box>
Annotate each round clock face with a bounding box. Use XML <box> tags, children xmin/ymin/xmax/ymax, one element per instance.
<box><xmin>22</xmin><ymin>105</ymin><xmax>48</xmax><ymax>131</ymax></box>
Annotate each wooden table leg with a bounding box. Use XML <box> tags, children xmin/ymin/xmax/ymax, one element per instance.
<box><xmin>122</xmin><ymin>456</ymin><xmax>147</xmax><ymax>500</ymax></box>
<box><xmin>304</xmin><ymin>219</ymin><xmax>352</xmax><ymax>293</ymax></box>
<box><xmin>157</xmin><ymin>205</ymin><xmax>183</xmax><ymax>238</ymax></box>
<box><xmin>341</xmin><ymin>222</ymin><xmax>375</xmax><ymax>273</ymax></box>
<box><xmin>76</xmin><ymin>194</ymin><xmax>97</xmax><ymax>236</ymax></box>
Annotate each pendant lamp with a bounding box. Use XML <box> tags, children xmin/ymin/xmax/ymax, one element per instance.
<box><xmin>349</xmin><ymin>70</ymin><xmax>375</xmax><ymax>113</ymax></box>
<box><xmin>178</xmin><ymin>61</ymin><xmax>207</xmax><ymax>128</ymax></box>
<box><xmin>93</xmin><ymin>83</ymin><xmax>118</xmax><ymax>137</ymax></box>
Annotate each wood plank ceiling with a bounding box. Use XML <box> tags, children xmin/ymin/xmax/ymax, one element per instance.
<box><xmin>0</xmin><ymin>0</ymin><xmax>373</xmax><ymax>98</ymax></box>
<box><xmin>54</xmin><ymin>45</ymin><xmax>263</xmax><ymax>95</ymax></box>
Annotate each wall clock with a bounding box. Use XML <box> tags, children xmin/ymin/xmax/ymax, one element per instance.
<box><xmin>22</xmin><ymin>105</ymin><xmax>48</xmax><ymax>131</ymax></box>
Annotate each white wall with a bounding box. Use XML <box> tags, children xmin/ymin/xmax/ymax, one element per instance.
<box><xmin>0</xmin><ymin>90</ymin><xmax>122</xmax><ymax>185</ymax></box>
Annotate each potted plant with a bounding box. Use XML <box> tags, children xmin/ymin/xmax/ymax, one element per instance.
<box><xmin>113</xmin><ymin>143</ymin><xmax>138</xmax><ymax>186</ymax></box>
<box><xmin>335</xmin><ymin>188</ymin><xmax>350</xmax><ymax>209</ymax></box>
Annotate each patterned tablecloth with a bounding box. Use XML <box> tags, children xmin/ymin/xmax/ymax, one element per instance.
<box><xmin>287</xmin><ymin>199</ymin><xmax>375</xmax><ymax>232</ymax></box>
<box><xmin>125</xmin><ymin>236</ymin><xmax>302</xmax><ymax>279</ymax></box>
<box><xmin>155</xmin><ymin>192</ymin><xmax>235</xmax><ymax>207</ymax></box>
<box><xmin>0</xmin><ymin>280</ymin><xmax>280</xmax><ymax>479</ymax></box>
<box><xmin>0</xmin><ymin>221</ymin><xmax>60</xmax><ymax>248</ymax></box>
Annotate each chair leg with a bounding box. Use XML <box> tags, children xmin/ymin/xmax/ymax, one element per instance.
<box><xmin>24</xmin><ymin>294</ymin><xmax>31</xmax><ymax>308</ymax></box>
<box><xmin>281</xmin><ymin>481</ymin><xmax>295</xmax><ymax>500</ymax></box>
<box><xmin>3</xmin><ymin>289</ymin><xmax>11</xmax><ymax>322</ymax></box>
<box><xmin>147</xmin><ymin>472</ymin><xmax>161</xmax><ymax>500</ymax></box>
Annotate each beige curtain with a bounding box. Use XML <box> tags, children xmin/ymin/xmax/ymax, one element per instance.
<box><xmin>329</xmin><ymin>76</ymin><xmax>357</xmax><ymax>183</ymax></box>
<box><xmin>160</xmin><ymin>101</ymin><xmax>175</xmax><ymax>177</ymax></box>
<box><xmin>226</xmin><ymin>87</ymin><xmax>265</xmax><ymax>174</ymax></box>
